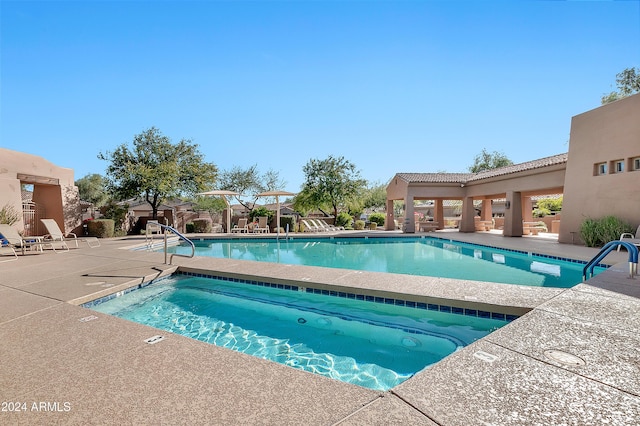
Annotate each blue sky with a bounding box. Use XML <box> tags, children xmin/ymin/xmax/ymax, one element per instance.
<box><xmin>1</xmin><ymin>1</ymin><xmax>639</xmax><ymax>193</ymax></box>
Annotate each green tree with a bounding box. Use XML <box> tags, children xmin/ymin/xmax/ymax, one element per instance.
<box><xmin>297</xmin><ymin>155</ymin><xmax>366</xmax><ymax>219</ymax></box>
<box><xmin>469</xmin><ymin>149</ymin><xmax>513</xmax><ymax>173</ymax></box>
<box><xmin>99</xmin><ymin>127</ymin><xmax>218</xmax><ymax>219</ymax></box>
<box><xmin>193</xmin><ymin>196</ymin><xmax>227</xmax><ymax>221</ymax></box>
<box><xmin>601</xmin><ymin>67</ymin><xmax>640</xmax><ymax>104</ymax></box>
<box><xmin>361</xmin><ymin>182</ymin><xmax>387</xmax><ymax>211</ymax></box>
<box><xmin>75</xmin><ymin>173</ymin><xmax>109</xmax><ymax>207</ymax></box>
<box><xmin>219</xmin><ymin>165</ymin><xmax>285</xmax><ymax>214</ymax></box>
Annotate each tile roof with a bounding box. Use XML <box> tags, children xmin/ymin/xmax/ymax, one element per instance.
<box><xmin>395</xmin><ymin>153</ymin><xmax>568</xmax><ymax>184</ymax></box>
<box><xmin>395</xmin><ymin>173</ymin><xmax>473</xmax><ymax>184</ymax></box>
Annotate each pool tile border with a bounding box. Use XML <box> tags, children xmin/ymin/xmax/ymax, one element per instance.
<box><xmin>176</xmin><ymin>271</ymin><xmax>519</xmax><ymax>322</ymax></box>
<box><xmin>426</xmin><ymin>235</ymin><xmax>610</xmax><ymax>267</ymax></box>
<box><xmin>82</xmin><ymin>271</ymin><xmax>519</xmax><ymax>322</ymax></box>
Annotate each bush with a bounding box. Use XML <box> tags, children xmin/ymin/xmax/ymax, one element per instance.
<box><xmin>87</xmin><ymin>219</ymin><xmax>114</xmax><ymax>238</ymax></box>
<box><xmin>579</xmin><ymin>216</ymin><xmax>634</xmax><ymax>247</ymax></box>
<box><xmin>354</xmin><ymin>220</ymin><xmax>366</xmax><ymax>230</ymax></box>
<box><xmin>185</xmin><ymin>223</ymin><xmax>195</xmax><ymax>233</ymax></box>
<box><xmin>336</xmin><ymin>212</ymin><xmax>353</xmax><ymax>229</ymax></box>
<box><xmin>100</xmin><ymin>202</ymin><xmax>129</xmax><ymax>233</ymax></box>
<box><xmin>532</xmin><ymin>207</ymin><xmax>551</xmax><ymax>218</ymax></box>
<box><xmin>192</xmin><ymin>218</ymin><xmax>212</xmax><ymax>233</ymax></box>
<box><xmin>249</xmin><ymin>206</ymin><xmax>274</xmax><ymax>222</ymax></box>
<box><xmin>537</xmin><ymin>196</ymin><xmax>563</xmax><ymax>212</ymax></box>
<box><xmin>368</xmin><ymin>212</ymin><xmax>385</xmax><ymax>226</ymax></box>
<box><xmin>279</xmin><ymin>216</ymin><xmax>296</xmax><ymax>233</ymax></box>
<box><xmin>0</xmin><ymin>203</ymin><xmax>20</xmax><ymax>225</ymax></box>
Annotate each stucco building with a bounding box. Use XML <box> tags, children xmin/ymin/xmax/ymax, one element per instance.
<box><xmin>387</xmin><ymin>93</ymin><xmax>640</xmax><ymax>244</ymax></box>
<box><xmin>0</xmin><ymin>149</ymin><xmax>81</xmax><ymax>236</ymax></box>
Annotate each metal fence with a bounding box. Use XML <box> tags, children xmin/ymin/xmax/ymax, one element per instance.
<box><xmin>22</xmin><ymin>201</ymin><xmax>45</xmax><ymax>236</ymax></box>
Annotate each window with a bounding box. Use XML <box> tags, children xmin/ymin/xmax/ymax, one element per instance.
<box><xmin>611</xmin><ymin>160</ymin><xmax>624</xmax><ymax>173</ymax></box>
<box><xmin>594</xmin><ymin>162</ymin><xmax>607</xmax><ymax>176</ymax></box>
<box><xmin>632</xmin><ymin>157</ymin><xmax>640</xmax><ymax>171</ymax></box>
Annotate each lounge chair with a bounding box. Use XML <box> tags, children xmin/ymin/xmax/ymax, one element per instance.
<box><xmin>310</xmin><ymin>219</ymin><xmax>331</xmax><ymax>232</ymax></box>
<box><xmin>0</xmin><ymin>242</ymin><xmax>18</xmax><ymax>262</ymax></box>
<box><xmin>231</xmin><ymin>218</ymin><xmax>249</xmax><ymax>233</ymax></box>
<box><xmin>0</xmin><ymin>223</ymin><xmax>59</xmax><ymax>254</ymax></box>
<box><xmin>319</xmin><ymin>219</ymin><xmax>344</xmax><ymax>231</ymax></box>
<box><xmin>618</xmin><ymin>225</ymin><xmax>640</xmax><ymax>251</ymax></box>
<box><xmin>41</xmin><ymin>218</ymin><xmax>100</xmax><ymax>248</ymax></box>
<box><xmin>254</xmin><ymin>216</ymin><xmax>270</xmax><ymax>233</ymax></box>
<box><xmin>301</xmin><ymin>219</ymin><xmax>320</xmax><ymax>233</ymax></box>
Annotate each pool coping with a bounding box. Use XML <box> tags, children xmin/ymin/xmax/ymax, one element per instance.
<box><xmin>2</xmin><ymin>231</ymin><xmax>639</xmax><ymax>425</ymax></box>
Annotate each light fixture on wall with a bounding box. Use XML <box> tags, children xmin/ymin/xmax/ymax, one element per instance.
<box><xmin>505</xmin><ymin>201</ymin><xmax>511</xmax><ymax>209</ymax></box>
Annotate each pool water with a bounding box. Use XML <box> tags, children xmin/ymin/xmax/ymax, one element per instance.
<box><xmin>90</xmin><ymin>275</ymin><xmax>508</xmax><ymax>390</ymax></box>
<box><xmin>166</xmin><ymin>237</ymin><xmax>602</xmax><ymax>288</ymax></box>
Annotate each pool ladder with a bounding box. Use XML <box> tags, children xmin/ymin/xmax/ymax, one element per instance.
<box><xmin>583</xmin><ymin>240</ymin><xmax>638</xmax><ymax>281</ymax></box>
<box><xmin>146</xmin><ymin>222</ymin><xmax>195</xmax><ymax>265</ymax></box>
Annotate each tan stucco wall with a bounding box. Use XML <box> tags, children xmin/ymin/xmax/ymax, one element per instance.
<box><xmin>560</xmin><ymin>93</ymin><xmax>640</xmax><ymax>244</ymax></box>
<box><xmin>0</xmin><ymin>148</ymin><xmax>80</xmax><ymax>234</ymax></box>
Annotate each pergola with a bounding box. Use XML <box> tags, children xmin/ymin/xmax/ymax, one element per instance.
<box><xmin>386</xmin><ymin>154</ymin><xmax>567</xmax><ymax>237</ymax></box>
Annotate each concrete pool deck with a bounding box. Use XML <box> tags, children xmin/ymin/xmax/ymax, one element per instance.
<box><xmin>1</xmin><ymin>230</ymin><xmax>639</xmax><ymax>425</ymax></box>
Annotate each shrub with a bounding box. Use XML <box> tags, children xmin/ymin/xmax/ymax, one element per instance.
<box><xmin>249</xmin><ymin>206</ymin><xmax>274</xmax><ymax>222</ymax></box>
<box><xmin>368</xmin><ymin>212</ymin><xmax>385</xmax><ymax>226</ymax></box>
<box><xmin>87</xmin><ymin>219</ymin><xmax>114</xmax><ymax>238</ymax></box>
<box><xmin>185</xmin><ymin>223</ymin><xmax>195</xmax><ymax>233</ymax></box>
<box><xmin>192</xmin><ymin>218</ymin><xmax>212</xmax><ymax>233</ymax></box>
<box><xmin>0</xmin><ymin>203</ymin><xmax>20</xmax><ymax>225</ymax></box>
<box><xmin>534</xmin><ymin>221</ymin><xmax>548</xmax><ymax>232</ymax></box>
<box><xmin>532</xmin><ymin>207</ymin><xmax>551</xmax><ymax>218</ymax></box>
<box><xmin>536</xmin><ymin>196</ymin><xmax>563</xmax><ymax>212</ymax></box>
<box><xmin>336</xmin><ymin>212</ymin><xmax>353</xmax><ymax>229</ymax></box>
<box><xmin>279</xmin><ymin>216</ymin><xmax>296</xmax><ymax>233</ymax></box>
<box><xmin>579</xmin><ymin>216</ymin><xmax>633</xmax><ymax>247</ymax></box>
<box><xmin>354</xmin><ymin>220</ymin><xmax>366</xmax><ymax>230</ymax></box>
<box><xmin>99</xmin><ymin>202</ymin><xmax>129</xmax><ymax>233</ymax></box>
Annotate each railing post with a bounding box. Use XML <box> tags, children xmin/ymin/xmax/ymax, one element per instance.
<box><xmin>164</xmin><ymin>228</ymin><xmax>168</xmax><ymax>264</ymax></box>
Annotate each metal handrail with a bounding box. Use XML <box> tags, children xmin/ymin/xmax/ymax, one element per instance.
<box><xmin>146</xmin><ymin>222</ymin><xmax>195</xmax><ymax>265</ymax></box>
<box><xmin>583</xmin><ymin>240</ymin><xmax>639</xmax><ymax>281</ymax></box>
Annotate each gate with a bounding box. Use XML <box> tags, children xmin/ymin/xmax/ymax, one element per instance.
<box><xmin>22</xmin><ymin>201</ymin><xmax>45</xmax><ymax>236</ymax></box>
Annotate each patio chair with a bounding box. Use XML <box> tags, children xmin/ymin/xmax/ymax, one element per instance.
<box><xmin>254</xmin><ymin>216</ymin><xmax>270</xmax><ymax>233</ymax></box>
<box><xmin>618</xmin><ymin>225</ymin><xmax>640</xmax><ymax>251</ymax></box>
<box><xmin>310</xmin><ymin>219</ymin><xmax>329</xmax><ymax>232</ymax></box>
<box><xmin>0</xmin><ymin>223</ymin><xmax>58</xmax><ymax>254</ymax></box>
<box><xmin>231</xmin><ymin>218</ymin><xmax>249</xmax><ymax>233</ymax></box>
<box><xmin>301</xmin><ymin>219</ymin><xmax>320</xmax><ymax>233</ymax></box>
<box><xmin>40</xmin><ymin>218</ymin><xmax>100</xmax><ymax>248</ymax></box>
<box><xmin>319</xmin><ymin>219</ymin><xmax>344</xmax><ymax>231</ymax></box>
<box><xmin>0</xmin><ymin>242</ymin><xmax>18</xmax><ymax>263</ymax></box>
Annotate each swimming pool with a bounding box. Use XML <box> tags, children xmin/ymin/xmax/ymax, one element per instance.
<box><xmin>88</xmin><ymin>274</ymin><xmax>509</xmax><ymax>391</ymax></box>
<box><xmin>165</xmin><ymin>237</ymin><xmax>603</xmax><ymax>288</ymax></box>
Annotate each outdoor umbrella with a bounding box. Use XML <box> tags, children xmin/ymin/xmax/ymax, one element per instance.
<box><xmin>196</xmin><ymin>190</ymin><xmax>240</xmax><ymax>233</ymax></box>
<box><xmin>256</xmin><ymin>190</ymin><xmax>296</xmax><ymax>236</ymax></box>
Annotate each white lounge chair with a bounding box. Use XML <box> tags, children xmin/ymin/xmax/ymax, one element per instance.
<box><xmin>41</xmin><ymin>218</ymin><xmax>100</xmax><ymax>248</ymax></box>
<box><xmin>254</xmin><ymin>216</ymin><xmax>270</xmax><ymax>233</ymax></box>
<box><xmin>231</xmin><ymin>218</ymin><xmax>249</xmax><ymax>233</ymax></box>
<box><xmin>301</xmin><ymin>219</ymin><xmax>320</xmax><ymax>233</ymax></box>
<box><xmin>618</xmin><ymin>225</ymin><xmax>640</xmax><ymax>251</ymax></box>
<box><xmin>311</xmin><ymin>219</ymin><xmax>332</xmax><ymax>232</ymax></box>
<box><xmin>319</xmin><ymin>219</ymin><xmax>344</xmax><ymax>231</ymax></box>
<box><xmin>0</xmin><ymin>242</ymin><xmax>18</xmax><ymax>262</ymax></box>
<box><xmin>0</xmin><ymin>223</ymin><xmax>61</xmax><ymax>254</ymax></box>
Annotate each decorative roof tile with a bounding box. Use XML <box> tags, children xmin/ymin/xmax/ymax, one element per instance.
<box><xmin>395</xmin><ymin>153</ymin><xmax>568</xmax><ymax>184</ymax></box>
